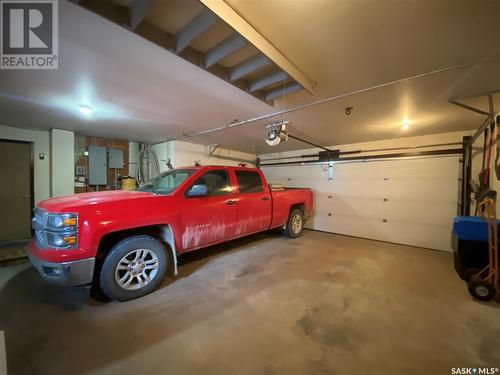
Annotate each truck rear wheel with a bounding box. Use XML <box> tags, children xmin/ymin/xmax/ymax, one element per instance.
<box><xmin>284</xmin><ymin>209</ymin><xmax>304</xmax><ymax>238</ymax></box>
<box><xmin>100</xmin><ymin>235</ymin><xmax>168</xmax><ymax>301</ymax></box>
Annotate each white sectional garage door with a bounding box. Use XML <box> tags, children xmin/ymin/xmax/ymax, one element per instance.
<box><xmin>262</xmin><ymin>156</ymin><xmax>460</xmax><ymax>251</ymax></box>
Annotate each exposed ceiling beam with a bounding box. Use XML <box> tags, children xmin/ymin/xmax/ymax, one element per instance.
<box><xmin>204</xmin><ymin>34</ymin><xmax>246</xmax><ymax>68</ymax></box>
<box><xmin>249</xmin><ymin>70</ymin><xmax>288</xmax><ymax>92</ymax></box>
<box><xmin>265</xmin><ymin>82</ymin><xmax>303</xmax><ymax>101</ymax></box>
<box><xmin>129</xmin><ymin>0</ymin><xmax>153</xmax><ymax>30</ymax></box>
<box><xmin>200</xmin><ymin>0</ymin><xmax>314</xmax><ymax>94</ymax></box>
<box><xmin>70</xmin><ymin>0</ymin><xmax>269</xmax><ymax>105</ymax></box>
<box><xmin>229</xmin><ymin>54</ymin><xmax>271</xmax><ymax>81</ymax></box>
<box><xmin>175</xmin><ymin>9</ymin><xmax>217</xmax><ymax>54</ymax></box>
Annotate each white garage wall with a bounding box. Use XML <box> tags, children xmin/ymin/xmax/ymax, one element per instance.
<box><xmin>149</xmin><ymin>140</ymin><xmax>256</xmax><ymax>170</ymax></box>
<box><xmin>0</xmin><ymin>124</ymin><xmax>50</xmax><ymax>204</ymax></box>
<box><xmin>128</xmin><ymin>141</ymin><xmax>256</xmax><ymax>181</ymax></box>
<box><xmin>172</xmin><ymin>140</ymin><xmax>256</xmax><ymax>168</ymax></box>
<box><xmin>51</xmin><ymin>129</ymin><xmax>75</xmax><ymax>197</ymax></box>
<box><xmin>260</xmin><ymin>131</ymin><xmax>473</xmax><ymax>251</ymax></box>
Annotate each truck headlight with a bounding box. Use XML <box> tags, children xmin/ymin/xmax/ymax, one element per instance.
<box><xmin>47</xmin><ymin>213</ymin><xmax>77</xmax><ymax>229</ymax></box>
<box><xmin>33</xmin><ymin>210</ymin><xmax>78</xmax><ymax>249</ymax></box>
<box><xmin>46</xmin><ymin>232</ymin><xmax>77</xmax><ymax>248</ymax></box>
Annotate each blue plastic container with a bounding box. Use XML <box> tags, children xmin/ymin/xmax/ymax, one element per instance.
<box><xmin>452</xmin><ymin>216</ymin><xmax>499</xmax><ymax>242</ymax></box>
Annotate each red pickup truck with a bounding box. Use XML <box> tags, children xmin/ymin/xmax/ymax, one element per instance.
<box><xmin>29</xmin><ymin>165</ymin><xmax>313</xmax><ymax>301</ymax></box>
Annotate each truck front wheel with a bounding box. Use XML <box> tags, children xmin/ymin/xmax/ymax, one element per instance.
<box><xmin>100</xmin><ymin>235</ymin><xmax>168</xmax><ymax>301</ymax></box>
<box><xmin>284</xmin><ymin>209</ymin><xmax>304</xmax><ymax>238</ymax></box>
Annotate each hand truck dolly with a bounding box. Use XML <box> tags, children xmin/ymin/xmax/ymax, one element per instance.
<box><xmin>467</xmin><ymin>198</ymin><xmax>500</xmax><ymax>302</ymax></box>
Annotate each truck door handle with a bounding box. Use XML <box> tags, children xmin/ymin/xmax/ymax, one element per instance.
<box><xmin>225</xmin><ymin>199</ymin><xmax>238</xmax><ymax>205</ymax></box>
<box><xmin>262</xmin><ymin>196</ymin><xmax>271</xmax><ymax>201</ymax></box>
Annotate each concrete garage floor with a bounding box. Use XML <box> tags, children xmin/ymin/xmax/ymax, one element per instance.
<box><xmin>1</xmin><ymin>230</ymin><xmax>500</xmax><ymax>375</ymax></box>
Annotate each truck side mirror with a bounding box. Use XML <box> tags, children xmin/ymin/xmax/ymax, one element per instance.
<box><xmin>186</xmin><ymin>184</ymin><xmax>208</xmax><ymax>197</ymax></box>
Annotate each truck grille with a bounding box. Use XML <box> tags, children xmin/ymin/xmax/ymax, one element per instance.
<box><xmin>32</xmin><ymin>208</ymin><xmax>48</xmax><ymax>247</ymax></box>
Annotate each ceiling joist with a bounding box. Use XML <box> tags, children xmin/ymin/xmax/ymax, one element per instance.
<box><xmin>200</xmin><ymin>0</ymin><xmax>314</xmax><ymax>94</ymax></box>
<box><xmin>205</xmin><ymin>34</ymin><xmax>247</xmax><ymax>68</ymax></box>
<box><xmin>175</xmin><ymin>9</ymin><xmax>217</xmax><ymax>54</ymax></box>
<box><xmin>71</xmin><ymin>0</ymin><xmax>310</xmax><ymax>104</ymax></box>
<box><xmin>249</xmin><ymin>70</ymin><xmax>288</xmax><ymax>92</ymax></box>
<box><xmin>229</xmin><ymin>54</ymin><xmax>270</xmax><ymax>81</ymax></box>
<box><xmin>129</xmin><ymin>0</ymin><xmax>152</xmax><ymax>30</ymax></box>
<box><xmin>265</xmin><ymin>82</ymin><xmax>303</xmax><ymax>101</ymax></box>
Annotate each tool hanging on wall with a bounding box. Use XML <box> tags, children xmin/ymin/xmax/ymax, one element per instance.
<box><xmin>495</xmin><ymin>114</ymin><xmax>500</xmax><ymax>180</ymax></box>
<box><xmin>474</xmin><ymin>120</ymin><xmax>497</xmax><ymax>212</ymax></box>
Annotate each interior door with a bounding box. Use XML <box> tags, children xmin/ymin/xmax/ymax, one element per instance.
<box><xmin>180</xmin><ymin>169</ymin><xmax>238</xmax><ymax>250</ymax></box>
<box><xmin>233</xmin><ymin>169</ymin><xmax>272</xmax><ymax>236</ymax></box>
<box><xmin>0</xmin><ymin>140</ymin><xmax>33</xmax><ymax>243</ymax></box>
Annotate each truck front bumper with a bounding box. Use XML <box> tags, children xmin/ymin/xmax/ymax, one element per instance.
<box><xmin>28</xmin><ymin>252</ymin><xmax>95</xmax><ymax>287</ymax></box>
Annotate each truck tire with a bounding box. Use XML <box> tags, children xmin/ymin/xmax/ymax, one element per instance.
<box><xmin>284</xmin><ymin>209</ymin><xmax>304</xmax><ymax>238</ymax></box>
<box><xmin>100</xmin><ymin>235</ymin><xmax>168</xmax><ymax>301</ymax></box>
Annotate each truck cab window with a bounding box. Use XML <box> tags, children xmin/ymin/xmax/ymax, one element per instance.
<box><xmin>191</xmin><ymin>170</ymin><xmax>231</xmax><ymax>196</ymax></box>
<box><xmin>137</xmin><ymin>169</ymin><xmax>195</xmax><ymax>195</ymax></box>
<box><xmin>235</xmin><ymin>170</ymin><xmax>264</xmax><ymax>194</ymax></box>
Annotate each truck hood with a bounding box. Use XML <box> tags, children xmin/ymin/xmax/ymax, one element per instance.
<box><xmin>37</xmin><ymin>190</ymin><xmax>156</xmax><ymax>212</ymax></box>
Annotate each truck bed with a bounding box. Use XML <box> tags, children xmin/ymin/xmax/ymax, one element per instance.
<box><xmin>270</xmin><ymin>187</ymin><xmax>313</xmax><ymax>228</ymax></box>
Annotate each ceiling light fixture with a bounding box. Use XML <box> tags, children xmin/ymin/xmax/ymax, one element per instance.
<box><xmin>78</xmin><ymin>104</ymin><xmax>93</xmax><ymax>116</ymax></box>
<box><xmin>402</xmin><ymin>117</ymin><xmax>410</xmax><ymax>131</ymax></box>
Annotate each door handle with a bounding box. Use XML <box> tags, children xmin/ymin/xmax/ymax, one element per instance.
<box><xmin>262</xmin><ymin>196</ymin><xmax>271</xmax><ymax>201</ymax></box>
<box><xmin>23</xmin><ymin>194</ymin><xmax>31</xmax><ymax>199</ymax></box>
<box><xmin>225</xmin><ymin>199</ymin><xmax>238</xmax><ymax>205</ymax></box>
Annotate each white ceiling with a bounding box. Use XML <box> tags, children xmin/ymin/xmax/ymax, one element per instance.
<box><xmin>1</xmin><ymin>0</ymin><xmax>500</xmax><ymax>154</ymax></box>
<box><xmin>0</xmin><ymin>0</ymin><xmax>272</xmax><ymax>143</ymax></box>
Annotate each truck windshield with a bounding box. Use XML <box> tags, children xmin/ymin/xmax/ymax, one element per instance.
<box><xmin>137</xmin><ymin>169</ymin><xmax>195</xmax><ymax>195</ymax></box>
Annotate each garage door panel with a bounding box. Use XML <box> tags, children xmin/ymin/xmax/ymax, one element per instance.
<box><xmin>334</xmin><ymin>163</ymin><xmax>387</xmax><ymax>179</ymax></box>
<box><xmin>383</xmin><ymin>158</ymin><xmax>459</xmax><ymax>179</ymax></box>
<box><xmin>385</xmin><ymin>200</ymin><xmax>457</xmax><ymax>225</ymax></box>
<box><xmin>314</xmin><ymin>196</ymin><xmax>455</xmax><ymax>226</ymax></box>
<box><xmin>309</xmin><ymin>213</ymin><xmax>451</xmax><ymax>251</ymax></box>
<box><xmin>330</xmin><ymin>181</ymin><xmax>388</xmax><ymax>197</ymax></box>
<box><xmin>266</xmin><ymin>165</ymin><xmax>327</xmax><ymax>181</ymax></box>
<box><xmin>333</xmin><ymin>158</ymin><xmax>458</xmax><ymax>179</ymax></box>
<box><xmin>314</xmin><ymin>196</ymin><xmax>386</xmax><ymax>218</ymax></box>
<box><xmin>330</xmin><ymin>215</ymin><xmax>386</xmax><ymax>240</ymax></box>
<box><xmin>306</xmin><ymin>215</ymin><xmax>381</xmax><ymax>240</ymax></box>
<box><xmin>263</xmin><ymin>156</ymin><xmax>459</xmax><ymax>252</ymax></box>
<box><xmin>373</xmin><ymin>221</ymin><xmax>451</xmax><ymax>250</ymax></box>
<box><xmin>384</xmin><ymin>180</ymin><xmax>458</xmax><ymax>201</ymax></box>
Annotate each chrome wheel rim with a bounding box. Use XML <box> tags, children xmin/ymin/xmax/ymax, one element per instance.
<box><xmin>291</xmin><ymin>214</ymin><xmax>302</xmax><ymax>234</ymax></box>
<box><xmin>115</xmin><ymin>248</ymin><xmax>159</xmax><ymax>290</ymax></box>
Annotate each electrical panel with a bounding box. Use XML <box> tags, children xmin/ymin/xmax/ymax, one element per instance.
<box><xmin>108</xmin><ymin>148</ymin><xmax>124</xmax><ymax>169</ymax></box>
<box><xmin>88</xmin><ymin>145</ymin><xmax>107</xmax><ymax>185</ymax></box>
